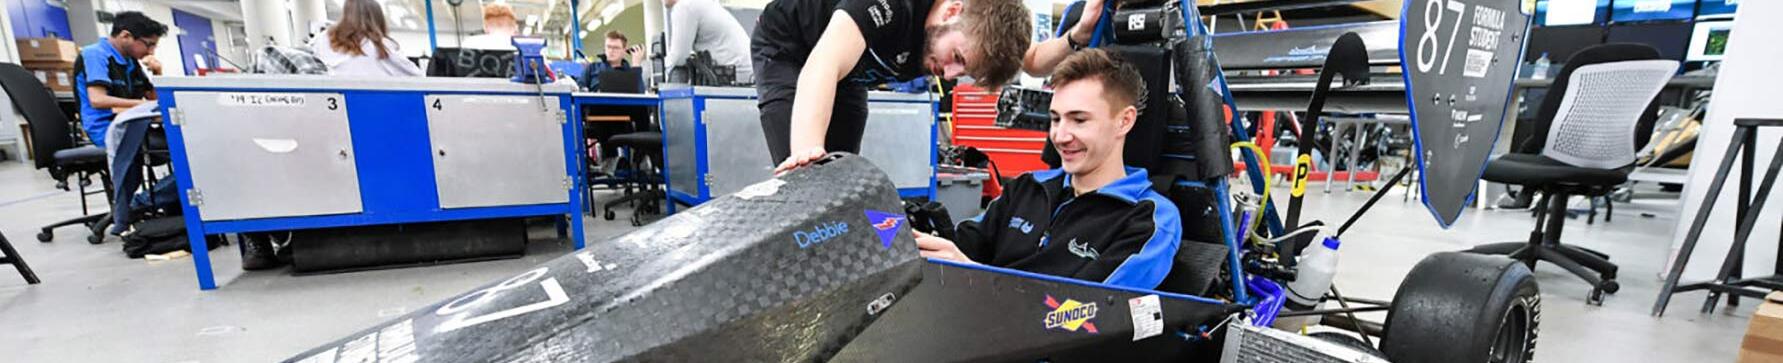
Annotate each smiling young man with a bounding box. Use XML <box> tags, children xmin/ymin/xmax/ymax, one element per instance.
<box><xmin>754</xmin><ymin>0</ymin><xmax>1031</xmax><ymax>173</ymax></box>
<box><xmin>916</xmin><ymin>50</ymin><xmax>1182</xmax><ymax>289</ymax></box>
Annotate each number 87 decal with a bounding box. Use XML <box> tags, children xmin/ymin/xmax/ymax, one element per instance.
<box><xmin>1416</xmin><ymin>0</ymin><xmax>1469</xmax><ymax>74</ymax></box>
<box><xmin>433</xmin><ymin>267</ymin><xmax>570</xmax><ymax>333</ymax></box>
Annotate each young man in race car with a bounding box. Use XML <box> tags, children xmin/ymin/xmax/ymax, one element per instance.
<box><xmin>916</xmin><ymin>49</ymin><xmax>1182</xmax><ymax>290</ymax></box>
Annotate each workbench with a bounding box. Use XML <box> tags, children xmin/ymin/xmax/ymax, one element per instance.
<box><xmin>657</xmin><ymin>86</ymin><xmax>938</xmax><ymax>208</ymax></box>
<box><xmin>155</xmin><ymin>76</ymin><xmax>587</xmax><ymax>290</ymax></box>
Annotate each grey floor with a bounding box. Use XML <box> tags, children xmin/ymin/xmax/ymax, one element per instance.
<box><xmin>0</xmin><ymin>159</ymin><xmax>1753</xmax><ymax>362</ymax></box>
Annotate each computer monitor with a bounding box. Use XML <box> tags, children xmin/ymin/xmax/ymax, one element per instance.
<box><xmin>596</xmin><ymin>68</ymin><xmax>645</xmax><ymax>94</ymax></box>
<box><xmin>1605</xmin><ymin>21</ymin><xmax>1695</xmax><ymax>62</ymax></box>
<box><xmin>1696</xmin><ymin>0</ymin><xmax>1738</xmax><ymax>18</ymax></box>
<box><xmin>1611</xmin><ymin>0</ymin><xmax>1697</xmax><ymax>23</ymax></box>
<box><xmin>1686</xmin><ymin>20</ymin><xmax>1734</xmax><ymax>61</ymax></box>
<box><xmin>1537</xmin><ymin>0</ymin><xmax>1611</xmax><ymax>26</ymax></box>
<box><xmin>426</xmin><ymin>47</ymin><xmax>516</xmax><ymax>78</ymax></box>
<box><xmin>1526</xmin><ymin>25</ymin><xmax>1607</xmax><ymax>64</ymax></box>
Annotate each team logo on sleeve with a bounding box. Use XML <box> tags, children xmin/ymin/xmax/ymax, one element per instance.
<box><xmin>1009</xmin><ymin>217</ymin><xmax>1034</xmax><ymax>234</ymax></box>
<box><xmin>864</xmin><ymin>210</ymin><xmax>904</xmax><ymax>249</ymax></box>
<box><xmin>1042</xmin><ymin>295</ymin><xmax>1099</xmax><ymax>334</ymax></box>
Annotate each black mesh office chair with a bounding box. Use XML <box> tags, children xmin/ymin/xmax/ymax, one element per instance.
<box><xmin>1467</xmin><ymin>44</ymin><xmax>1678</xmax><ymax>305</ymax></box>
<box><xmin>0</xmin><ymin>63</ymin><xmax>113</xmax><ymax>243</ymax></box>
<box><xmin>589</xmin><ymin>68</ymin><xmax>665</xmax><ymax>226</ymax></box>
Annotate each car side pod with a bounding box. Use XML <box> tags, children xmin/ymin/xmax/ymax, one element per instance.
<box><xmin>834</xmin><ymin>260</ymin><xmax>1243</xmax><ymax>362</ymax></box>
<box><xmin>287</xmin><ymin>153</ymin><xmax>923</xmax><ymax>363</ymax></box>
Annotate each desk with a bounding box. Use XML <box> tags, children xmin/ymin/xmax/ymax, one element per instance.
<box><xmin>568</xmin><ymin>92</ymin><xmax>662</xmax><ymax>207</ymax></box>
<box><xmin>658</xmin><ymin>86</ymin><xmax>938</xmax><ymax>207</ymax></box>
<box><xmin>156</xmin><ymin>76</ymin><xmax>587</xmax><ymax>290</ymax></box>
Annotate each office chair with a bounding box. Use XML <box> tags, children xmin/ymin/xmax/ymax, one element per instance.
<box><xmin>585</xmin><ymin>68</ymin><xmax>664</xmax><ymax>226</ymax></box>
<box><xmin>600</xmin><ymin>129</ymin><xmax>664</xmax><ymax>226</ymax></box>
<box><xmin>1467</xmin><ymin>44</ymin><xmax>1678</xmax><ymax>305</ymax></box>
<box><xmin>0</xmin><ymin>63</ymin><xmax>113</xmax><ymax>244</ymax></box>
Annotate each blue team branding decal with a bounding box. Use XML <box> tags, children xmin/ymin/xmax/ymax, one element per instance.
<box><xmin>1009</xmin><ymin>217</ymin><xmax>1035</xmax><ymax>234</ymax></box>
<box><xmin>864</xmin><ymin>210</ymin><xmax>904</xmax><ymax>249</ymax></box>
<box><xmin>795</xmin><ymin>221</ymin><xmax>850</xmax><ymax>249</ymax></box>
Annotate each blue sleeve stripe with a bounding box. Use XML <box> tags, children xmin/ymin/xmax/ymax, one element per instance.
<box><xmin>1102</xmin><ymin>196</ymin><xmax>1181</xmax><ymax>290</ymax></box>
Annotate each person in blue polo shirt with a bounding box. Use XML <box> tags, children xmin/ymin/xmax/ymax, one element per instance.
<box><xmin>74</xmin><ymin>11</ymin><xmax>165</xmax><ymax>147</ymax></box>
<box><xmin>915</xmin><ymin>50</ymin><xmax>1182</xmax><ymax>290</ymax></box>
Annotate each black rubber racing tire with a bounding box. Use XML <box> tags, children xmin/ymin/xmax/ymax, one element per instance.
<box><xmin>1381</xmin><ymin>252</ymin><xmax>1540</xmax><ymax>363</ymax></box>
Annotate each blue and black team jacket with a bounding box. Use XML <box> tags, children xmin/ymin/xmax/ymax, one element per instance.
<box><xmin>954</xmin><ymin>167</ymin><xmax>1182</xmax><ymax>290</ymax></box>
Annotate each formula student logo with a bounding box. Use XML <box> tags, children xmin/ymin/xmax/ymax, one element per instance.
<box><xmin>1042</xmin><ymin>295</ymin><xmax>1099</xmax><ymax>333</ymax></box>
<box><xmin>795</xmin><ymin>221</ymin><xmax>849</xmax><ymax>249</ymax></box>
<box><xmin>864</xmin><ymin>210</ymin><xmax>904</xmax><ymax>249</ymax></box>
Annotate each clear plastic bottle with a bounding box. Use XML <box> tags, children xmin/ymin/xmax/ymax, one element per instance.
<box><xmin>1532</xmin><ymin>53</ymin><xmax>1552</xmax><ymax>80</ymax></box>
<box><xmin>1274</xmin><ymin>237</ymin><xmax>1341</xmax><ymax>331</ymax></box>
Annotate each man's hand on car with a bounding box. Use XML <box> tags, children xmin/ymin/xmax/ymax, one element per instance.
<box><xmin>916</xmin><ymin>230</ymin><xmax>976</xmax><ymax>264</ymax></box>
<box><xmin>773</xmin><ymin>146</ymin><xmax>828</xmax><ymax>176</ymax></box>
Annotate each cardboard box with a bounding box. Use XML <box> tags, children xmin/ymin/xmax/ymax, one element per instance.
<box><xmin>16</xmin><ymin>37</ymin><xmax>77</xmax><ymax>63</ymax></box>
<box><xmin>29</xmin><ymin>68</ymin><xmax>74</xmax><ymax>93</ymax></box>
<box><xmin>23</xmin><ymin>59</ymin><xmax>76</xmax><ymax>71</ymax></box>
<box><xmin>1741</xmin><ymin>292</ymin><xmax>1783</xmax><ymax>362</ymax></box>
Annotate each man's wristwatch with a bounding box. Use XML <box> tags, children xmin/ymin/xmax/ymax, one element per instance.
<box><xmin>1067</xmin><ymin>33</ymin><xmax>1087</xmax><ymax>51</ymax></box>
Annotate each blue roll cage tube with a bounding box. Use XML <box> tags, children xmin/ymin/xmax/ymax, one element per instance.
<box><xmin>1078</xmin><ymin>0</ymin><xmax>1274</xmax><ymax>304</ymax></box>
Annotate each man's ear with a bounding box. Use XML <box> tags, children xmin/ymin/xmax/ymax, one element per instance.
<box><xmin>944</xmin><ymin>0</ymin><xmax>965</xmax><ymax>21</ymax></box>
<box><xmin>1117</xmin><ymin>106</ymin><xmax>1138</xmax><ymax>134</ymax></box>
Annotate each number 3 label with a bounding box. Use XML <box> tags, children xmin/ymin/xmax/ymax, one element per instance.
<box><xmin>433</xmin><ymin>267</ymin><xmax>571</xmax><ymax>333</ymax></box>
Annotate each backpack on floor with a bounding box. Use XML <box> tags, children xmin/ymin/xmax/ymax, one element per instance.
<box><xmin>122</xmin><ymin>217</ymin><xmax>222</xmax><ymax>258</ymax></box>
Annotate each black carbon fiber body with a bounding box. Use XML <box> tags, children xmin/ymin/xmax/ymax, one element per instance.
<box><xmin>833</xmin><ymin>262</ymin><xmax>1239</xmax><ymax>362</ymax></box>
<box><xmin>288</xmin><ymin>154</ymin><xmax>922</xmax><ymax>363</ymax></box>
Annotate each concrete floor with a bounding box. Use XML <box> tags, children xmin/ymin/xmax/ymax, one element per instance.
<box><xmin>0</xmin><ymin>159</ymin><xmax>1753</xmax><ymax>362</ymax></box>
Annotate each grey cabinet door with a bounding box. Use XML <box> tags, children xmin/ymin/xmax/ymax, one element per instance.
<box><xmin>174</xmin><ymin>91</ymin><xmax>362</xmax><ymax>221</ymax></box>
<box><xmin>702</xmin><ymin>98</ymin><xmax>774</xmax><ymax>198</ymax></box>
<box><xmin>425</xmin><ymin>95</ymin><xmax>569</xmax><ymax>209</ymax></box>
<box><xmin>859</xmin><ymin>102</ymin><xmax>935</xmax><ymax>190</ymax></box>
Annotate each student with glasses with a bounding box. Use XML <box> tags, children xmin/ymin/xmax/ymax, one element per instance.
<box><xmin>73</xmin><ymin>11</ymin><xmax>166</xmax><ymax>148</ymax></box>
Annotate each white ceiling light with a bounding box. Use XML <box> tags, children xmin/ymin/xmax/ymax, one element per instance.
<box><xmin>600</xmin><ymin>2</ymin><xmax>625</xmax><ymax>21</ymax></box>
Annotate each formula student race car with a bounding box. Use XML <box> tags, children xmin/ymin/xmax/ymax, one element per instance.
<box><xmin>290</xmin><ymin>0</ymin><xmax>1541</xmax><ymax>361</ymax></box>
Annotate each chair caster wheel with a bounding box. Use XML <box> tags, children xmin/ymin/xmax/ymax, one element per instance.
<box><xmin>1600</xmin><ymin>280</ymin><xmax>1620</xmax><ymax>294</ymax></box>
<box><xmin>87</xmin><ymin>233</ymin><xmax>104</xmax><ymax>244</ymax></box>
<box><xmin>36</xmin><ymin>231</ymin><xmax>52</xmax><ymax>242</ymax></box>
<box><xmin>604</xmin><ymin>210</ymin><xmax>616</xmax><ymax>220</ymax></box>
<box><xmin>1587</xmin><ymin>289</ymin><xmax>1606</xmax><ymax>306</ymax></box>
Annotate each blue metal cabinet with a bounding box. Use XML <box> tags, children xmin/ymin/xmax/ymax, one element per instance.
<box><xmin>155</xmin><ymin>76</ymin><xmax>586</xmax><ymax>290</ymax></box>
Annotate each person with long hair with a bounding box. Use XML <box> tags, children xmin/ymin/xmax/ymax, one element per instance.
<box><xmin>311</xmin><ymin>0</ymin><xmax>423</xmax><ymax>76</ymax></box>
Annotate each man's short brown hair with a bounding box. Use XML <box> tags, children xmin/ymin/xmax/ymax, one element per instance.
<box><xmin>1051</xmin><ymin>49</ymin><xmax>1146</xmax><ymax>112</ymax></box>
<box><xmin>483</xmin><ymin>3</ymin><xmax>517</xmax><ymax>22</ymax></box>
<box><xmin>606</xmin><ymin>31</ymin><xmax>628</xmax><ymax>44</ymax></box>
<box><xmin>958</xmin><ymin>0</ymin><xmax>1031</xmax><ymax>89</ymax></box>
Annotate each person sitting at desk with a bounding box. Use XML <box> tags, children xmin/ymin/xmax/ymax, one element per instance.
<box><xmin>73</xmin><ymin>11</ymin><xmax>165</xmax><ymax>148</ymax></box>
<box><xmin>915</xmin><ymin>50</ymin><xmax>1182</xmax><ymax>290</ymax></box>
<box><xmin>311</xmin><ymin>0</ymin><xmax>423</xmax><ymax>77</ymax></box>
<box><xmin>581</xmin><ymin>31</ymin><xmax>647</xmax><ymax>92</ymax></box>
